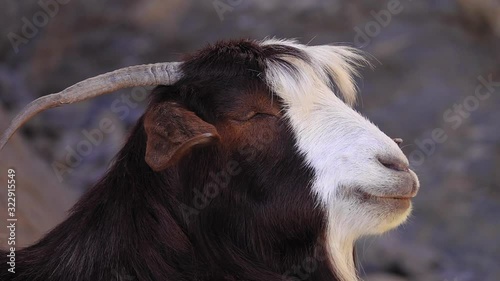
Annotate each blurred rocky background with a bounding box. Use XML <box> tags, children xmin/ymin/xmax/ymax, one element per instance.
<box><xmin>0</xmin><ymin>0</ymin><xmax>499</xmax><ymax>280</ymax></box>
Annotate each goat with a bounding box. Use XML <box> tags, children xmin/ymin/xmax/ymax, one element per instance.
<box><xmin>0</xmin><ymin>38</ymin><xmax>419</xmax><ymax>281</ymax></box>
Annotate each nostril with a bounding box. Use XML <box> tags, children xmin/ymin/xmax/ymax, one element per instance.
<box><xmin>377</xmin><ymin>156</ymin><xmax>409</xmax><ymax>172</ymax></box>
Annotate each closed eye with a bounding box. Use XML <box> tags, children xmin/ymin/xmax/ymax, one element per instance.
<box><xmin>250</xmin><ymin>112</ymin><xmax>277</xmax><ymax>119</ymax></box>
<box><xmin>233</xmin><ymin>111</ymin><xmax>277</xmax><ymax>121</ymax></box>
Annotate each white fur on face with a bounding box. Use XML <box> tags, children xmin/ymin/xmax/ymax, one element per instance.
<box><xmin>261</xmin><ymin>39</ymin><xmax>419</xmax><ymax>281</ymax></box>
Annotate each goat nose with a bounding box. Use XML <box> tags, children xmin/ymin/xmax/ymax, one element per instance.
<box><xmin>377</xmin><ymin>155</ymin><xmax>409</xmax><ymax>172</ymax></box>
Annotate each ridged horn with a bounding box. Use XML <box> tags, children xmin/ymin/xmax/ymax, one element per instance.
<box><xmin>0</xmin><ymin>62</ymin><xmax>182</xmax><ymax>150</ymax></box>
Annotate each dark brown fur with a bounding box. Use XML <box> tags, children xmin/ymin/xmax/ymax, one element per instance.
<box><xmin>0</xmin><ymin>40</ymin><xmax>348</xmax><ymax>280</ymax></box>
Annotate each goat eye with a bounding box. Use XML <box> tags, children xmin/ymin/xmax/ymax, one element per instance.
<box><xmin>234</xmin><ymin>111</ymin><xmax>276</xmax><ymax>121</ymax></box>
<box><xmin>241</xmin><ymin>111</ymin><xmax>257</xmax><ymax>120</ymax></box>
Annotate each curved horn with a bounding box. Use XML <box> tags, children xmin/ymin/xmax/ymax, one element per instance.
<box><xmin>0</xmin><ymin>62</ymin><xmax>182</xmax><ymax>150</ymax></box>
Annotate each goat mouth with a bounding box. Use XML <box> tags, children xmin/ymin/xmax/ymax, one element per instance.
<box><xmin>354</xmin><ymin>189</ymin><xmax>413</xmax><ymax>209</ymax></box>
<box><xmin>367</xmin><ymin>194</ymin><xmax>413</xmax><ymax>200</ymax></box>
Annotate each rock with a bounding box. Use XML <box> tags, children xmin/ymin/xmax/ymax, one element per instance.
<box><xmin>457</xmin><ymin>0</ymin><xmax>500</xmax><ymax>36</ymax></box>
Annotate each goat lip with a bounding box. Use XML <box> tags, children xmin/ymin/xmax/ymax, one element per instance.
<box><xmin>373</xmin><ymin>195</ymin><xmax>413</xmax><ymax>200</ymax></box>
<box><xmin>371</xmin><ymin>193</ymin><xmax>416</xmax><ymax>200</ymax></box>
<box><xmin>356</xmin><ymin>190</ymin><xmax>415</xmax><ymax>201</ymax></box>
<box><xmin>355</xmin><ymin>190</ymin><xmax>413</xmax><ymax>210</ymax></box>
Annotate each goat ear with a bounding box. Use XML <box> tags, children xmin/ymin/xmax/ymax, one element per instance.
<box><xmin>144</xmin><ymin>102</ymin><xmax>220</xmax><ymax>171</ymax></box>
